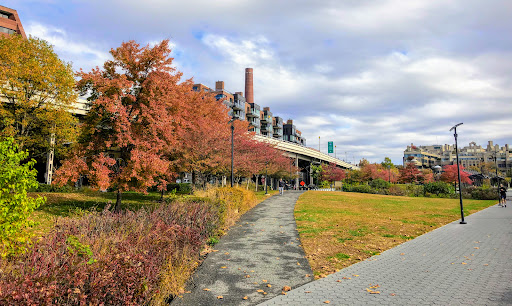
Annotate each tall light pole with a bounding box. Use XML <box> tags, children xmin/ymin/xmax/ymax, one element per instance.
<box><xmin>265</xmin><ymin>161</ymin><xmax>268</xmax><ymax>194</ymax></box>
<box><xmin>318</xmin><ymin>136</ymin><xmax>320</xmax><ymax>151</ymax></box>
<box><xmin>230</xmin><ymin>119</ymin><xmax>235</xmax><ymax>187</ymax></box>
<box><xmin>450</xmin><ymin>123</ymin><xmax>466</xmax><ymax>224</ymax></box>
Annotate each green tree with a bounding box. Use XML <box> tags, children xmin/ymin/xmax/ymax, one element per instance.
<box><xmin>0</xmin><ymin>35</ymin><xmax>78</xmax><ymax>160</ymax></box>
<box><xmin>0</xmin><ymin>138</ymin><xmax>45</xmax><ymax>258</ymax></box>
<box><xmin>381</xmin><ymin>157</ymin><xmax>394</xmax><ymax>169</ymax></box>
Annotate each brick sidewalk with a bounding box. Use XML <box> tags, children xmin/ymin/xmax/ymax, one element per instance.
<box><xmin>263</xmin><ymin>197</ymin><xmax>512</xmax><ymax>305</ymax></box>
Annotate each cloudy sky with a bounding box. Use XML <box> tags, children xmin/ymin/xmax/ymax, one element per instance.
<box><xmin>7</xmin><ymin>0</ymin><xmax>512</xmax><ymax>164</ymax></box>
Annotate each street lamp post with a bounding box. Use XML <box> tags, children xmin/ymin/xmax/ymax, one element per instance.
<box><xmin>265</xmin><ymin>161</ymin><xmax>268</xmax><ymax>194</ymax></box>
<box><xmin>450</xmin><ymin>123</ymin><xmax>466</xmax><ymax>224</ymax></box>
<box><xmin>230</xmin><ymin>119</ymin><xmax>235</xmax><ymax>187</ymax></box>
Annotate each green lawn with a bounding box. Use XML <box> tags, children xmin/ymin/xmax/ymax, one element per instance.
<box><xmin>295</xmin><ymin>191</ymin><xmax>496</xmax><ymax>278</ymax></box>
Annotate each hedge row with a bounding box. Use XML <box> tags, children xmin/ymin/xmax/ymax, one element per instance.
<box><xmin>342</xmin><ymin>181</ymin><xmax>498</xmax><ymax>200</ymax></box>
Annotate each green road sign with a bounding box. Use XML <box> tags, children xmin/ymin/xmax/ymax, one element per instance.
<box><xmin>328</xmin><ymin>141</ymin><xmax>333</xmax><ymax>153</ymax></box>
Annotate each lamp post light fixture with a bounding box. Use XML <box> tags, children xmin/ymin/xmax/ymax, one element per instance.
<box><xmin>229</xmin><ymin>118</ymin><xmax>235</xmax><ymax>188</ymax></box>
<box><xmin>265</xmin><ymin>161</ymin><xmax>269</xmax><ymax>195</ymax></box>
<box><xmin>450</xmin><ymin>122</ymin><xmax>466</xmax><ymax>224</ymax></box>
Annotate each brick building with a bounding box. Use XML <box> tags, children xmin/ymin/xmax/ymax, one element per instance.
<box><xmin>0</xmin><ymin>5</ymin><xmax>26</xmax><ymax>38</ymax></box>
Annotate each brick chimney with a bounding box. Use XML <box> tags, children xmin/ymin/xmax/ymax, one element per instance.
<box><xmin>245</xmin><ymin>68</ymin><xmax>254</xmax><ymax>103</ymax></box>
<box><xmin>215</xmin><ymin>81</ymin><xmax>224</xmax><ymax>91</ymax></box>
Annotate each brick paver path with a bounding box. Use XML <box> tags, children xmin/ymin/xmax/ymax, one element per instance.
<box><xmin>263</xmin><ymin>193</ymin><xmax>512</xmax><ymax>305</ymax></box>
<box><xmin>171</xmin><ymin>190</ymin><xmax>314</xmax><ymax>306</ymax></box>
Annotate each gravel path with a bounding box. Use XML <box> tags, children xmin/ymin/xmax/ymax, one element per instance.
<box><xmin>171</xmin><ymin>190</ymin><xmax>314</xmax><ymax>306</ymax></box>
<box><xmin>262</xmin><ymin>193</ymin><xmax>512</xmax><ymax>305</ymax></box>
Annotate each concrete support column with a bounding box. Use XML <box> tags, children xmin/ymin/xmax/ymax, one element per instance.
<box><xmin>309</xmin><ymin>161</ymin><xmax>313</xmax><ymax>185</ymax></box>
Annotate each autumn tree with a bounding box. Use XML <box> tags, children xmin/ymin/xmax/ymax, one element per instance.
<box><xmin>0</xmin><ymin>35</ymin><xmax>78</xmax><ymax>160</ymax></box>
<box><xmin>174</xmin><ymin>90</ymin><xmax>232</xmax><ymax>186</ymax></box>
<box><xmin>399</xmin><ymin>163</ymin><xmax>422</xmax><ymax>184</ymax></box>
<box><xmin>321</xmin><ymin>163</ymin><xmax>346</xmax><ymax>186</ymax></box>
<box><xmin>54</xmin><ymin>40</ymin><xmax>187</xmax><ymax>211</ymax></box>
<box><xmin>440</xmin><ymin>164</ymin><xmax>472</xmax><ymax>185</ymax></box>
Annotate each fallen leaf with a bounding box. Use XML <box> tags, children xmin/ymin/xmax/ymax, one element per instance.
<box><xmin>305</xmin><ymin>291</ymin><xmax>312</xmax><ymax>293</ymax></box>
<box><xmin>297</xmin><ymin>262</ymin><xmax>301</xmax><ymax>266</ymax></box>
<box><xmin>263</xmin><ymin>292</ymin><xmax>268</xmax><ymax>295</ymax></box>
<box><xmin>324</xmin><ymin>301</ymin><xmax>330</xmax><ymax>304</ymax></box>
<box><xmin>243</xmin><ymin>296</ymin><xmax>248</xmax><ymax>300</ymax></box>
<box><xmin>370</xmin><ymin>291</ymin><xmax>380</xmax><ymax>294</ymax></box>
<box><xmin>483</xmin><ymin>264</ymin><xmax>489</xmax><ymax>266</ymax></box>
<box><xmin>245</xmin><ymin>275</ymin><xmax>251</xmax><ymax>278</ymax></box>
<box><xmin>267</xmin><ymin>284</ymin><xmax>272</xmax><ymax>288</ymax></box>
<box><xmin>281</xmin><ymin>291</ymin><xmax>287</xmax><ymax>295</ymax></box>
<box><xmin>390</xmin><ymin>293</ymin><xmax>396</xmax><ymax>296</ymax></box>
<box><xmin>257</xmin><ymin>289</ymin><xmax>264</xmax><ymax>293</ymax></box>
<box><xmin>400</xmin><ymin>253</ymin><xmax>405</xmax><ymax>255</ymax></box>
<box><xmin>221</xmin><ymin>266</ymin><xmax>227</xmax><ymax>269</ymax></box>
<box><xmin>225</xmin><ymin>252</ymin><xmax>230</xmax><ymax>255</ymax></box>
<box><xmin>262</xmin><ymin>279</ymin><xmax>267</xmax><ymax>283</ymax></box>
<box><xmin>462</xmin><ymin>262</ymin><xmax>467</xmax><ymax>265</ymax></box>
<box><xmin>217</xmin><ymin>296</ymin><xmax>223</xmax><ymax>299</ymax></box>
<box><xmin>305</xmin><ymin>274</ymin><xmax>311</xmax><ymax>277</ymax></box>
<box><xmin>185</xmin><ymin>291</ymin><xmax>191</xmax><ymax>293</ymax></box>
<box><xmin>342</xmin><ymin>277</ymin><xmax>351</xmax><ymax>280</ymax></box>
<box><xmin>352</xmin><ymin>274</ymin><xmax>359</xmax><ymax>277</ymax></box>
<box><xmin>203</xmin><ymin>288</ymin><xmax>210</xmax><ymax>291</ymax></box>
<box><xmin>474</xmin><ymin>247</ymin><xmax>479</xmax><ymax>249</ymax></box>
<box><xmin>336</xmin><ymin>280</ymin><xmax>341</xmax><ymax>283</ymax></box>
<box><xmin>250</xmin><ymin>270</ymin><xmax>255</xmax><ymax>272</ymax></box>
<box><xmin>282</xmin><ymin>286</ymin><xmax>291</xmax><ymax>292</ymax></box>
<box><xmin>212</xmin><ymin>250</ymin><xmax>219</xmax><ymax>252</ymax></box>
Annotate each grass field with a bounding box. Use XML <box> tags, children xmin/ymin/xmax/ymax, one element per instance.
<box><xmin>295</xmin><ymin>191</ymin><xmax>496</xmax><ymax>278</ymax></box>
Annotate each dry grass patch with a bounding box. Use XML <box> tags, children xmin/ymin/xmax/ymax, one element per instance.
<box><xmin>295</xmin><ymin>191</ymin><xmax>496</xmax><ymax>278</ymax></box>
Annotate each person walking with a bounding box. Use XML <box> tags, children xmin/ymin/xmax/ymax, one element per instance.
<box><xmin>278</xmin><ymin>178</ymin><xmax>285</xmax><ymax>195</ymax></box>
<box><xmin>499</xmin><ymin>184</ymin><xmax>507</xmax><ymax>207</ymax></box>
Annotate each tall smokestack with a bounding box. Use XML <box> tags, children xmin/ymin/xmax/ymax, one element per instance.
<box><xmin>245</xmin><ymin>68</ymin><xmax>254</xmax><ymax>104</ymax></box>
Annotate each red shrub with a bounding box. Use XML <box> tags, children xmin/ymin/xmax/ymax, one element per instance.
<box><xmin>0</xmin><ymin>200</ymin><xmax>220</xmax><ymax>305</ymax></box>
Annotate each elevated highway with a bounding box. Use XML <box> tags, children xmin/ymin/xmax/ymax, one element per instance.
<box><xmin>254</xmin><ymin>134</ymin><xmax>359</xmax><ymax>187</ymax></box>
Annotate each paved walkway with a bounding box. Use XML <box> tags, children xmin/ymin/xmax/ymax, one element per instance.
<box><xmin>263</xmin><ymin>192</ymin><xmax>512</xmax><ymax>305</ymax></box>
<box><xmin>172</xmin><ymin>190</ymin><xmax>314</xmax><ymax>306</ymax></box>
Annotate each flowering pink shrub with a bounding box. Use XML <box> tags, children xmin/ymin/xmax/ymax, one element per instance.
<box><xmin>0</xmin><ymin>200</ymin><xmax>221</xmax><ymax>305</ymax></box>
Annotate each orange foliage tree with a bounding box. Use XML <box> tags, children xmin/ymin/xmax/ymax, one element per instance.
<box><xmin>321</xmin><ymin>162</ymin><xmax>346</xmax><ymax>186</ymax></box>
<box><xmin>54</xmin><ymin>40</ymin><xmax>188</xmax><ymax>211</ymax></box>
<box><xmin>399</xmin><ymin>163</ymin><xmax>422</xmax><ymax>183</ymax></box>
<box><xmin>440</xmin><ymin>164</ymin><xmax>472</xmax><ymax>185</ymax></box>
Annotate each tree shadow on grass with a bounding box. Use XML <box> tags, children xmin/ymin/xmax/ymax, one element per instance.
<box><xmin>34</xmin><ymin>191</ymin><xmax>163</xmax><ymax>217</ymax></box>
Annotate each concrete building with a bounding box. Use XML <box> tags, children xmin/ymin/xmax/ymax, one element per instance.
<box><xmin>0</xmin><ymin>5</ymin><xmax>26</xmax><ymax>38</ymax></box>
<box><xmin>404</xmin><ymin>141</ymin><xmax>512</xmax><ymax>172</ymax></box>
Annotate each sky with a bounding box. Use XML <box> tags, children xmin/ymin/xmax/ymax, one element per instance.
<box><xmin>6</xmin><ymin>0</ymin><xmax>512</xmax><ymax>165</ymax></box>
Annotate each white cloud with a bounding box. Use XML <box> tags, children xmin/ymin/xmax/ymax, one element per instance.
<box><xmin>25</xmin><ymin>22</ymin><xmax>110</xmax><ymax>71</ymax></box>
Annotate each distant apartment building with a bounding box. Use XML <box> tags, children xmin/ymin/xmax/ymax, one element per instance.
<box><xmin>283</xmin><ymin>120</ymin><xmax>306</xmax><ymax>146</ymax></box>
<box><xmin>192</xmin><ymin>68</ymin><xmax>306</xmax><ymax>145</ymax></box>
<box><xmin>0</xmin><ymin>5</ymin><xmax>26</xmax><ymax>38</ymax></box>
<box><xmin>404</xmin><ymin>141</ymin><xmax>512</xmax><ymax>171</ymax></box>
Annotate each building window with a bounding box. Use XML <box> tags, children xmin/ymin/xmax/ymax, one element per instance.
<box><xmin>0</xmin><ymin>12</ymin><xmax>10</xmax><ymax>19</ymax></box>
<box><xmin>0</xmin><ymin>26</ymin><xmax>16</xmax><ymax>35</ymax></box>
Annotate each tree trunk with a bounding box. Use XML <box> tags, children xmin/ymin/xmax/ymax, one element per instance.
<box><xmin>160</xmin><ymin>189</ymin><xmax>165</xmax><ymax>202</ymax></box>
<box><xmin>255</xmin><ymin>175</ymin><xmax>259</xmax><ymax>192</ymax></box>
<box><xmin>114</xmin><ymin>189</ymin><xmax>122</xmax><ymax>212</ymax></box>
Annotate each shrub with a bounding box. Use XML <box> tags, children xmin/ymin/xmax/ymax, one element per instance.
<box><xmin>369</xmin><ymin>178</ymin><xmax>391</xmax><ymax>190</ymax></box>
<box><xmin>404</xmin><ymin>184</ymin><xmax>424</xmax><ymax>197</ymax></box>
<box><xmin>167</xmin><ymin>183</ymin><xmax>192</xmax><ymax>194</ymax></box>
<box><xmin>0</xmin><ymin>199</ymin><xmax>221</xmax><ymax>305</ymax></box>
<box><xmin>423</xmin><ymin>181</ymin><xmax>454</xmax><ymax>196</ymax></box>
<box><xmin>194</xmin><ymin>187</ymin><xmax>257</xmax><ymax>229</ymax></box>
<box><xmin>0</xmin><ymin>138</ymin><xmax>46</xmax><ymax>258</ymax></box>
<box><xmin>350</xmin><ymin>184</ymin><xmax>378</xmax><ymax>194</ymax></box>
<box><xmin>388</xmin><ymin>185</ymin><xmax>407</xmax><ymax>196</ymax></box>
<box><xmin>468</xmin><ymin>186</ymin><xmax>499</xmax><ymax>200</ymax></box>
